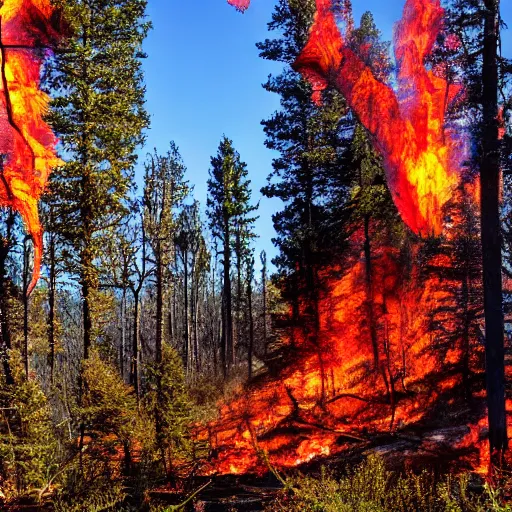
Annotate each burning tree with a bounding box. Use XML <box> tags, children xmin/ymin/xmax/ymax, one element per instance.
<box><xmin>202</xmin><ymin>0</ymin><xmax>510</xmax><ymax>474</ymax></box>
<box><xmin>293</xmin><ymin>0</ymin><xmax>507</xmax><ymax>463</ymax></box>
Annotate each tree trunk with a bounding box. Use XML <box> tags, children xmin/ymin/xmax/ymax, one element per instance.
<box><xmin>191</xmin><ymin>253</ymin><xmax>199</xmax><ymax>372</ymax></box>
<box><xmin>223</xmin><ymin>223</ymin><xmax>234</xmax><ymax>373</ymax></box>
<box><xmin>22</xmin><ymin>236</ymin><xmax>30</xmax><ymax>379</ymax></box>
<box><xmin>120</xmin><ymin>287</ymin><xmax>126</xmax><ymax>380</ymax></box>
<box><xmin>48</xmin><ymin>228</ymin><xmax>56</xmax><ymax>384</ymax></box>
<box><xmin>261</xmin><ymin>251</ymin><xmax>268</xmax><ymax>356</ymax></box>
<box><xmin>247</xmin><ymin>272</ymin><xmax>254</xmax><ymax>380</ymax></box>
<box><xmin>131</xmin><ymin>289</ymin><xmax>140</xmax><ymax>401</ymax></box>
<box><xmin>235</xmin><ymin>230</ymin><xmax>242</xmax><ymax>358</ymax></box>
<box><xmin>0</xmin><ymin>234</ymin><xmax>12</xmax><ymax>385</ymax></box>
<box><xmin>82</xmin><ymin>271</ymin><xmax>92</xmax><ymax>361</ymax></box>
<box><xmin>183</xmin><ymin>249</ymin><xmax>190</xmax><ymax>372</ymax></box>
<box><xmin>155</xmin><ymin>244</ymin><xmax>164</xmax><ymax>366</ymax></box>
<box><xmin>364</xmin><ymin>214</ymin><xmax>379</xmax><ymax>369</ymax></box>
<box><xmin>480</xmin><ymin>0</ymin><xmax>507</xmax><ymax>460</ymax></box>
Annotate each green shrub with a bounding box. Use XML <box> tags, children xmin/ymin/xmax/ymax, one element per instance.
<box><xmin>52</xmin><ymin>349</ymin><xmax>137</xmax><ymax>511</ymax></box>
<box><xmin>0</xmin><ymin>349</ymin><xmax>59</xmax><ymax>503</ymax></box>
<box><xmin>141</xmin><ymin>344</ymin><xmax>194</xmax><ymax>481</ymax></box>
<box><xmin>265</xmin><ymin>454</ymin><xmax>512</xmax><ymax>512</ymax></box>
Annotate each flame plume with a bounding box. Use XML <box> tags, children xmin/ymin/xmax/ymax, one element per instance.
<box><xmin>294</xmin><ymin>0</ymin><xmax>466</xmax><ymax>236</ymax></box>
<box><xmin>203</xmin><ymin>0</ymin><xmax>495</xmax><ymax>476</ymax></box>
<box><xmin>0</xmin><ymin>0</ymin><xmax>62</xmax><ymax>294</ymax></box>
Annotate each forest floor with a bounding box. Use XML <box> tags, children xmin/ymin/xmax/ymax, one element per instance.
<box><xmin>152</xmin><ymin>420</ymin><xmax>486</xmax><ymax>511</ymax></box>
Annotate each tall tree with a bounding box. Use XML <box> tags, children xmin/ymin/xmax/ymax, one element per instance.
<box><xmin>207</xmin><ymin>136</ymin><xmax>258</xmax><ymax>376</ymax></box>
<box><xmin>143</xmin><ymin>144</ymin><xmax>189</xmax><ymax>370</ymax></box>
<box><xmin>430</xmin><ymin>0</ymin><xmax>511</xmax><ymax>458</ymax></box>
<box><xmin>246</xmin><ymin>253</ymin><xmax>255</xmax><ymax>380</ymax></box>
<box><xmin>260</xmin><ymin>250</ymin><xmax>268</xmax><ymax>355</ymax></box>
<box><xmin>175</xmin><ymin>200</ymin><xmax>209</xmax><ymax>373</ymax></box>
<box><xmin>480</xmin><ymin>0</ymin><xmax>507</xmax><ymax>459</ymax></box>
<box><xmin>0</xmin><ymin>208</ymin><xmax>17</xmax><ymax>385</ymax></box>
<box><xmin>258</xmin><ymin>0</ymin><xmax>352</xmax><ymax>338</ymax></box>
<box><xmin>46</xmin><ymin>0</ymin><xmax>150</xmax><ymax>361</ymax></box>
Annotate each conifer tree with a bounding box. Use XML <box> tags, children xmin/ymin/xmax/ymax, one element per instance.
<box><xmin>175</xmin><ymin>200</ymin><xmax>209</xmax><ymax>373</ymax></box>
<box><xmin>442</xmin><ymin>0</ymin><xmax>511</xmax><ymax>459</ymax></box>
<box><xmin>257</xmin><ymin>0</ymin><xmax>351</xmax><ymax>334</ymax></box>
<box><xmin>45</xmin><ymin>0</ymin><xmax>150</xmax><ymax>361</ymax></box>
<box><xmin>143</xmin><ymin>144</ymin><xmax>189</xmax><ymax>369</ymax></box>
<box><xmin>207</xmin><ymin>136</ymin><xmax>258</xmax><ymax>376</ymax></box>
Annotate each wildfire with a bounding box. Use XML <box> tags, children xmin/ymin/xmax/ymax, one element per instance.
<box><xmin>201</xmin><ymin>242</ymin><xmax>480</xmax><ymax>475</ymax></box>
<box><xmin>293</xmin><ymin>0</ymin><xmax>466</xmax><ymax>236</ymax></box>
<box><xmin>0</xmin><ymin>0</ymin><xmax>62</xmax><ymax>293</ymax></box>
<box><xmin>202</xmin><ymin>0</ymin><xmax>500</xmax><ymax>476</ymax></box>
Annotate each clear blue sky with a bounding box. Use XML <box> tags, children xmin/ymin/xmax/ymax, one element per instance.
<box><xmin>139</xmin><ymin>0</ymin><xmax>512</xmax><ymax>271</ymax></box>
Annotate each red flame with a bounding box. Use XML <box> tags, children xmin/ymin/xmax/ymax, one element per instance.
<box><xmin>227</xmin><ymin>0</ymin><xmax>250</xmax><ymax>13</ymax></box>
<box><xmin>293</xmin><ymin>0</ymin><xmax>466</xmax><ymax>236</ymax></box>
<box><xmin>200</xmin><ymin>233</ymin><xmax>492</xmax><ymax>475</ymax></box>
<box><xmin>0</xmin><ymin>0</ymin><xmax>63</xmax><ymax>294</ymax></box>
<box><xmin>202</xmin><ymin>0</ymin><xmax>500</xmax><ymax>477</ymax></box>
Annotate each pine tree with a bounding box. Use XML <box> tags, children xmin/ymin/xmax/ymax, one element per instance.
<box><xmin>142</xmin><ymin>343</ymin><xmax>192</xmax><ymax>481</ymax></box>
<box><xmin>45</xmin><ymin>0</ymin><xmax>150</xmax><ymax>361</ymax></box>
<box><xmin>442</xmin><ymin>0</ymin><xmax>511</xmax><ymax>460</ymax></box>
<box><xmin>480</xmin><ymin>0</ymin><xmax>507</xmax><ymax>459</ymax></box>
<box><xmin>0</xmin><ymin>349</ymin><xmax>58</xmax><ymax>502</ymax></box>
<box><xmin>257</xmin><ymin>0</ymin><xmax>352</xmax><ymax>335</ymax></box>
<box><xmin>143</xmin><ymin>144</ymin><xmax>189</xmax><ymax>369</ymax></box>
<box><xmin>175</xmin><ymin>200</ymin><xmax>209</xmax><ymax>373</ymax></box>
<box><xmin>207</xmin><ymin>136</ymin><xmax>258</xmax><ymax>376</ymax></box>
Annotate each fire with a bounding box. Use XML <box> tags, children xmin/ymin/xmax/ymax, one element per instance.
<box><xmin>227</xmin><ymin>0</ymin><xmax>250</xmax><ymax>12</ymax></box>
<box><xmin>293</xmin><ymin>0</ymin><xmax>466</xmax><ymax>236</ymax></box>
<box><xmin>204</xmin><ymin>2</ymin><xmax>496</xmax><ymax>475</ymax></box>
<box><xmin>200</xmin><ymin>236</ymin><xmax>484</xmax><ymax>474</ymax></box>
<box><xmin>0</xmin><ymin>0</ymin><xmax>62</xmax><ymax>293</ymax></box>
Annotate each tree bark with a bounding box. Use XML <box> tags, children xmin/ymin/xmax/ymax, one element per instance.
<box><xmin>22</xmin><ymin>236</ymin><xmax>30</xmax><ymax>379</ymax></box>
<box><xmin>0</xmin><ymin>214</ymin><xmax>13</xmax><ymax>385</ymax></box>
<box><xmin>130</xmin><ymin>289</ymin><xmax>140</xmax><ymax>401</ymax></box>
<box><xmin>223</xmin><ymin>221</ymin><xmax>234</xmax><ymax>373</ymax></box>
<box><xmin>261</xmin><ymin>251</ymin><xmax>268</xmax><ymax>356</ymax></box>
<box><xmin>120</xmin><ymin>287</ymin><xmax>126</xmax><ymax>380</ymax></box>
<box><xmin>183</xmin><ymin>249</ymin><xmax>190</xmax><ymax>372</ymax></box>
<box><xmin>81</xmin><ymin>262</ymin><xmax>92</xmax><ymax>361</ymax></box>
<box><xmin>155</xmin><ymin>243</ymin><xmax>164</xmax><ymax>367</ymax></box>
<box><xmin>48</xmin><ymin>227</ymin><xmax>56</xmax><ymax>384</ymax></box>
<box><xmin>480</xmin><ymin>0</ymin><xmax>507</xmax><ymax>460</ymax></box>
<box><xmin>247</xmin><ymin>270</ymin><xmax>254</xmax><ymax>380</ymax></box>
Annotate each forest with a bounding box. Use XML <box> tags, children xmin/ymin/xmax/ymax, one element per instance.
<box><xmin>0</xmin><ymin>0</ymin><xmax>511</xmax><ymax>510</ymax></box>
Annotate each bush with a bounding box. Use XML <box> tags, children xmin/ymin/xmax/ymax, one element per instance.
<box><xmin>53</xmin><ymin>349</ymin><xmax>137</xmax><ymax>511</ymax></box>
<box><xmin>141</xmin><ymin>343</ymin><xmax>194</xmax><ymax>482</ymax></box>
<box><xmin>265</xmin><ymin>454</ymin><xmax>512</xmax><ymax>512</ymax></box>
<box><xmin>0</xmin><ymin>349</ymin><xmax>59</xmax><ymax>503</ymax></box>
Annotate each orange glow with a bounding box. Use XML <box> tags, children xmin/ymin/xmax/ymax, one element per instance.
<box><xmin>0</xmin><ymin>0</ymin><xmax>62</xmax><ymax>293</ymax></box>
<box><xmin>200</xmin><ymin>228</ymin><xmax>491</xmax><ymax>474</ymax></box>
<box><xmin>293</xmin><ymin>0</ymin><xmax>466</xmax><ymax>236</ymax></box>
<box><xmin>207</xmin><ymin>0</ymin><xmax>492</xmax><ymax>477</ymax></box>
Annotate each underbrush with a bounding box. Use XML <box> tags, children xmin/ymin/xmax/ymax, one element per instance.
<box><xmin>265</xmin><ymin>454</ymin><xmax>512</xmax><ymax>512</ymax></box>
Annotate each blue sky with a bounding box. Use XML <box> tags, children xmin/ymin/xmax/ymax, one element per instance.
<box><xmin>140</xmin><ymin>0</ymin><xmax>512</xmax><ymax>271</ymax></box>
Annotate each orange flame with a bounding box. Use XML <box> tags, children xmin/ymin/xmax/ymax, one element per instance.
<box><xmin>0</xmin><ymin>0</ymin><xmax>62</xmax><ymax>294</ymax></box>
<box><xmin>201</xmin><ymin>238</ymin><xmax>485</xmax><ymax>474</ymax></box>
<box><xmin>293</xmin><ymin>0</ymin><xmax>466</xmax><ymax>236</ymax></box>
<box><xmin>205</xmin><ymin>0</ymin><xmax>498</xmax><ymax>477</ymax></box>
